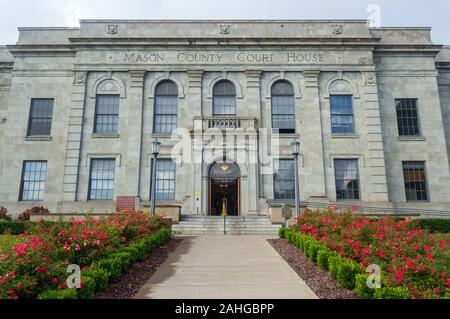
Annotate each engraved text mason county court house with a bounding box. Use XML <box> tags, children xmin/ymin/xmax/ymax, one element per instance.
<box><xmin>1</xmin><ymin>20</ymin><xmax>450</xmax><ymax>220</ymax></box>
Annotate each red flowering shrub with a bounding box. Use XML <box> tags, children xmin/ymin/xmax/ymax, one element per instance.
<box><xmin>17</xmin><ymin>207</ymin><xmax>50</xmax><ymax>221</ymax></box>
<box><xmin>293</xmin><ymin>209</ymin><xmax>450</xmax><ymax>299</ymax></box>
<box><xmin>0</xmin><ymin>207</ymin><xmax>11</xmax><ymax>221</ymax></box>
<box><xmin>0</xmin><ymin>211</ymin><xmax>168</xmax><ymax>299</ymax></box>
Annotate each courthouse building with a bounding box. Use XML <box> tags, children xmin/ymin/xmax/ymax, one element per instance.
<box><xmin>1</xmin><ymin>20</ymin><xmax>450</xmax><ymax>220</ymax></box>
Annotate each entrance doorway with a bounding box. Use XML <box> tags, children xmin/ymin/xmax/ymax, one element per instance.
<box><xmin>208</xmin><ymin>162</ymin><xmax>241</xmax><ymax>216</ymax></box>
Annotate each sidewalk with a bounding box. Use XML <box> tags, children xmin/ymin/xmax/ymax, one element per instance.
<box><xmin>134</xmin><ymin>235</ymin><xmax>318</xmax><ymax>299</ymax></box>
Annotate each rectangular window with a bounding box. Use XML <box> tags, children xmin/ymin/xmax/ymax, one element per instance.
<box><xmin>396</xmin><ymin>99</ymin><xmax>420</xmax><ymax>136</ymax></box>
<box><xmin>27</xmin><ymin>99</ymin><xmax>54</xmax><ymax>136</ymax></box>
<box><xmin>334</xmin><ymin>159</ymin><xmax>360</xmax><ymax>201</ymax></box>
<box><xmin>274</xmin><ymin>159</ymin><xmax>295</xmax><ymax>200</ymax></box>
<box><xmin>272</xmin><ymin>96</ymin><xmax>295</xmax><ymax>134</ymax></box>
<box><xmin>403</xmin><ymin>161</ymin><xmax>428</xmax><ymax>201</ymax></box>
<box><xmin>213</xmin><ymin>96</ymin><xmax>236</xmax><ymax>116</ymax></box>
<box><xmin>88</xmin><ymin>159</ymin><xmax>116</xmax><ymax>200</ymax></box>
<box><xmin>151</xmin><ymin>159</ymin><xmax>176</xmax><ymax>201</ymax></box>
<box><xmin>94</xmin><ymin>95</ymin><xmax>120</xmax><ymax>134</ymax></box>
<box><xmin>20</xmin><ymin>161</ymin><xmax>47</xmax><ymax>201</ymax></box>
<box><xmin>154</xmin><ymin>95</ymin><xmax>178</xmax><ymax>133</ymax></box>
<box><xmin>330</xmin><ymin>95</ymin><xmax>354</xmax><ymax>134</ymax></box>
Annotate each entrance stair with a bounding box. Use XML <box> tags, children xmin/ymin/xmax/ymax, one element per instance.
<box><xmin>172</xmin><ymin>215</ymin><xmax>281</xmax><ymax>236</ymax></box>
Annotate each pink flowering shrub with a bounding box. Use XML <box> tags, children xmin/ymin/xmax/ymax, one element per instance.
<box><xmin>293</xmin><ymin>209</ymin><xmax>450</xmax><ymax>299</ymax></box>
<box><xmin>0</xmin><ymin>211</ymin><xmax>169</xmax><ymax>299</ymax></box>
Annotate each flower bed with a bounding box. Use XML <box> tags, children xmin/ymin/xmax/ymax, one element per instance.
<box><xmin>283</xmin><ymin>209</ymin><xmax>450</xmax><ymax>299</ymax></box>
<box><xmin>0</xmin><ymin>211</ymin><xmax>171</xmax><ymax>299</ymax></box>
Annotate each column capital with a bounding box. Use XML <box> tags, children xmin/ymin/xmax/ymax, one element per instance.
<box><xmin>303</xmin><ymin>70</ymin><xmax>321</xmax><ymax>88</ymax></box>
<box><xmin>361</xmin><ymin>71</ymin><xmax>377</xmax><ymax>86</ymax></box>
<box><xmin>73</xmin><ymin>71</ymin><xmax>87</xmax><ymax>86</ymax></box>
<box><xmin>129</xmin><ymin>70</ymin><xmax>146</xmax><ymax>88</ymax></box>
<box><xmin>245</xmin><ymin>69</ymin><xmax>262</xmax><ymax>88</ymax></box>
<box><xmin>187</xmin><ymin>70</ymin><xmax>204</xmax><ymax>88</ymax></box>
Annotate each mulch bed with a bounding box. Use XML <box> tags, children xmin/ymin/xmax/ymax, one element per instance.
<box><xmin>268</xmin><ymin>239</ymin><xmax>357</xmax><ymax>299</ymax></box>
<box><xmin>95</xmin><ymin>239</ymin><xmax>182</xmax><ymax>299</ymax></box>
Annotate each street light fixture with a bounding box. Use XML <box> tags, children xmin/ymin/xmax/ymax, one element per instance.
<box><xmin>291</xmin><ymin>138</ymin><xmax>301</xmax><ymax>218</ymax></box>
<box><xmin>151</xmin><ymin>138</ymin><xmax>161</xmax><ymax>216</ymax></box>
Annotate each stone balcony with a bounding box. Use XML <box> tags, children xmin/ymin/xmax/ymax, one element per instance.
<box><xmin>193</xmin><ymin>116</ymin><xmax>258</xmax><ymax>131</ymax></box>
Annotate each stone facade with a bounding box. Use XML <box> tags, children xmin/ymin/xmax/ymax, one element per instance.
<box><xmin>1</xmin><ymin>20</ymin><xmax>450</xmax><ymax>217</ymax></box>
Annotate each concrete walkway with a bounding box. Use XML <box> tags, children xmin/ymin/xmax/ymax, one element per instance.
<box><xmin>134</xmin><ymin>236</ymin><xmax>317</xmax><ymax>299</ymax></box>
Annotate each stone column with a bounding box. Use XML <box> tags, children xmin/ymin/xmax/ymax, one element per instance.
<box><xmin>302</xmin><ymin>71</ymin><xmax>327</xmax><ymax>200</ymax></box>
<box><xmin>361</xmin><ymin>71</ymin><xmax>389</xmax><ymax>203</ymax></box>
<box><xmin>187</xmin><ymin>70</ymin><xmax>205</xmax><ymax>214</ymax></box>
<box><xmin>124</xmin><ymin>70</ymin><xmax>146</xmax><ymax>198</ymax></box>
<box><xmin>245</xmin><ymin>70</ymin><xmax>262</xmax><ymax>214</ymax></box>
<box><xmin>62</xmin><ymin>71</ymin><xmax>88</xmax><ymax>202</ymax></box>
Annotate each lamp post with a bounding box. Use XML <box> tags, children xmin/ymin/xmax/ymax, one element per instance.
<box><xmin>151</xmin><ymin>138</ymin><xmax>161</xmax><ymax>216</ymax></box>
<box><xmin>291</xmin><ymin>138</ymin><xmax>301</xmax><ymax>218</ymax></box>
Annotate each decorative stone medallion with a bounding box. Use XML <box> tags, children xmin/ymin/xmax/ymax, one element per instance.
<box><xmin>219</xmin><ymin>24</ymin><xmax>231</xmax><ymax>35</ymax></box>
<box><xmin>332</xmin><ymin>24</ymin><xmax>343</xmax><ymax>35</ymax></box>
<box><xmin>108</xmin><ymin>24</ymin><xmax>118</xmax><ymax>35</ymax></box>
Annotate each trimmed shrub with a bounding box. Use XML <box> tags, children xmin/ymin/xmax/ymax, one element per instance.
<box><xmin>93</xmin><ymin>257</ymin><xmax>122</xmax><ymax>280</ymax></box>
<box><xmin>373</xmin><ymin>287</ymin><xmax>411</xmax><ymax>299</ymax></box>
<box><xmin>0</xmin><ymin>221</ymin><xmax>27</xmax><ymax>235</ymax></box>
<box><xmin>337</xmin><ymin>259</ymin><xmax>363</xmax><ymax>290</ymax></box>
<box><xmin>38</xmin><ymin>289</ymin><xmax>78</xmax><ymax>299</ymax></box>
<box><xmin>82</xmin><ymin>267</ymin><xmax>110</xmax><ymax>293</ymax></box>
<box><xmin>306</xmin><ymin>241</ymin><xmax>321</xmax><ymax>263</ymax></box>
<box><xmin>328</xmin><ymin>254</ymin><xmax>342</xmax><ymax>279</ymax></box>
<box><xmin>78</xmin><ymin>274</ymin><xmax>97</xmax><ymax>299</ymax></box>
<box><xmin>417</xmin><ymin>219</ymin><xmax>450</xmax><ymax>234</ymax></box>
<box><xmin>355</xmin><ymin>274</ymin><xmax>375</xmax><ymax>299</ymax></box>
<box><xmin>317</xmin><ymin>249</ymin><xmax>331</xmax><ymax>270</ymax></box>
<box><xmin>279</xmin><ymin>227</ymin><xmax>286</xmax><ymax>239</ymax></box>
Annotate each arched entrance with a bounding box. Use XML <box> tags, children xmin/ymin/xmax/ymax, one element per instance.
<box><xmin>209</xmin><ymin>161</ymin><xmax>241</xmax><ymax>216</ymax></box>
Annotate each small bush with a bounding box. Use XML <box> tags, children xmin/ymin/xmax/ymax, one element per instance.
<box><xmin>0</xmin><ymin>207</ymin><xmax>11</xmax><ymax>221</ymax></box>
<box><xmin>355</xmin><ymin>274</ymin><xmax>376</xmax><ymax>299</ymax></box>
<box><xmin>317</xmin><ymin>249</ymin><xmax>331</xmax><ymax>270</ymax></box>
<box><xmin>18</xmin><ymin>206</ymin><xmax>50</xmax><ymax>221</ymax></box>
<box><xmin>38</xmin><ymin>289</ymin><xmax>78</xmax><ymax>299</ymax></box>
<box><xmin>328</xmin><ymin>255</ymin><xmax>342</xmax><ymax>279</ymax></box>
<box><xmin>78</xmin><ymin>275</ymin><xmax>97</xmax><ymax>299</ymax></box>
<box><xmin>417</xmin><ymin>219</ymin><xmax>450</xmax><ymax>233</ymax></box>
<box><xmin>307</xmin><ymin>239</ymin><xmax>324</xmax><ymax>263</ymax></box>
<box><xmin>83</xmin><ymin>267</ymin><xmax>110</xmax><ymax>293</ymax></box>
<box><xmin>0</xmin><ymin>221</ymin><xmax>27</xmax><ymax>235</ymax></box>
<box><xmin>93</xmin><ymin>257</ymin><xmax>122</xmax><ymax>280</ymax></box>
<box><xmin>337</xmin><ymin>259</ymin><xmax>363</xmax><ymax>290</ymax></box>
<box><xmin>279</xmin><ymin>227</ymin><xmax>287</xmax><ymax>239</ymax></box>
<box><xmin>373</xmin><ymin>287</ymin><xmax>411</xmax><ymax>299</ymax></box>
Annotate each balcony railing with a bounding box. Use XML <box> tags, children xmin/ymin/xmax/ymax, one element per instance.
<box><xmin>208</xmin><ymin>118</ymin><xmax>241</xmax><ymax>129</ymax></box>
<box><xmin>194</xmin><ymin>116</ymin><xmax>257</xmax><ymax>131</ymax></box>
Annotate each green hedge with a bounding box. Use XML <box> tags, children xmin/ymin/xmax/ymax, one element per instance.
<box><xmin>280</xmin><ymin>228</ymin><xmax>410</xmax><ymax>299</ymax></box>
<box><xmin>373</xmin><ymin>287</ymin><xmax>411</xmax><ymax>299</ymax></box>
<box><xmin>38</xmin><ymin>227</ymin><xmax>171</xmax><ymax>299</ymax></box>
<box><xmin>416</xmin><ymin>219</ymin><xmax>450</xmax><ymax>233</ymax></box>
<box><xmin>0</xmin><ymin>221</ymin><xmax>27</xmax><ymax>235</ymax></box>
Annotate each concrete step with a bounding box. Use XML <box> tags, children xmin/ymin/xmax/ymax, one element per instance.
<box><xmin>173</xmin><ymin>215</ymin><xmax>280</xmax><ymax>236</ymax></box>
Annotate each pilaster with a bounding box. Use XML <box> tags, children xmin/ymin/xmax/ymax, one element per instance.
<box><xmin>303</xmin><ymin>70</ymin><xmax>327</xmax><ymax>199</ymax></box>
<box><xmin>62</xmin><ymin>71</ymin><xmax>87</xmax><ymax>201</ymax></box>
<box><xmin>125</xmin><ymin>70</ymin><xmax>146</xmax><ymax>197</ymax></box>
<box><xmin>361</xmin><ymin>71</ymin><xmax>389</xmax><ymax>202</ymax></box>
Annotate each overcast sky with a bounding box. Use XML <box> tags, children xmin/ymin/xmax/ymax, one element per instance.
<box><xmin>0</xmin><ymin>0</ymin><xmax>449</xmax><ymax>45</ymax></box>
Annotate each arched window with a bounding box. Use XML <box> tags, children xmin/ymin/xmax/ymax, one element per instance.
<box><xmin>271</xmin><ymin>80</ymin><xmax>295</xmax><ymax>134</ymax></box>
<box><xmin>213</xmin><ymin>80</ymin><xmax>236</xmax><ymax>116</ymax></box>
<box><xmin>154</xmin><ymin>80</ymin><xmax>178</xmax><ymax>133</ymax></box>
